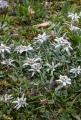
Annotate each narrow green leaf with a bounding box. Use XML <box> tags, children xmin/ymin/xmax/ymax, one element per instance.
<box><xmin>69</xmin><ymin>4</ymin><xmax>77</xmax><ymax>13</ymax></box>
<box><xmin>61</xmin><ymin>2</ymin><xmax>69</xmax><ymax>16</ymax></box>
<box><xmin>71</xmin><ymin>35</ymin><xmax>81</xmax><ymax>44</ymax></box>
<box><xmin>23</xmin><ymin>0</ymin><xmax>28</xmax><ymax>7</ymax></box>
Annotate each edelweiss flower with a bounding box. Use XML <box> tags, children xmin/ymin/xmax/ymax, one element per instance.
<box><xmin>68</xmin><ymin>24</ymin><xmax>80</xmax><ymax>31</ymax></box>
<box><xmin>56</xmin><ymin>75</ymin><xmax>71</xmax><ymax>86</ymax></box>
<box><xmin>55</xmin><ymin>37</ymin><xmax>73</xmax><ymax>55</ymax></box>
<box><xmin>63</xmin><ymin>42</ymin><xmax>73</xmax><ymax>55</ymax></box>
<box><xmin>34</xmin><ymin>32</ymin><xmax>49</xmax><ymax>43</ymax></box>
<box><xmin>0</xmin><ymin>44</ymin><xmax>11</xmax><ymax>58</ymax></box>
<box><xmin>55</xmin><ymin>36</ymin><xmax>64</xmax><ymax>43</ymax></box>
<box><xmin>15</xmin><ymin>44</ymin><xmax>33</xmax><ymax>54</ymax></box>
<box><xmin>0</xmin><ymin>0</ymin><xmax>9</xmax><ymax>8</ymax></box>
<box><xmin>0</xmin><ymin>43</ymin><xmax>10</xmax><ymax>53</ymax></box>
<box><xmin>12</xmin><ymin>94</ymin><xmax>28</xmax><ymax>110</ymax></box>
<box><xmin>29</xmin><ymin>63</ymin><xmax>42</xmax><ymax>76</ymax></box>
<box><xmin>70</xmin><ymin>66</ymin><xmax>81</xmax><ymax>77</ymax></box>
<box><xmin>1</xmin><ymin>59</ymin><xmax>14</xmax><ymax>67</ymax></box>
<box><xmin>68</xmin><ymin>12</ymin><xmax>80</xmax><ymax>22</ymax></box>
<box><xmin>4</xmin><ymin>94</ymin><xmax>13</xmax><ymax>101</ymax></box>
<box><xmin>23</xmin><ymin>57</ymin><xmax>41</xmax><ymax>67</ymax></box>
<box><xmin>0</xmin><ymin>94</ymin><xmax>13</xmax><ymax>102</ymax></box>
<box><xmin>55</xmin><ymin>36</ymin><xmax>67</xmax><ymax>48</ymax></box>
<box><xmin>46</xmin><ymin>62</ymin><xmax>60</xmax><ymax>75</ymax></box>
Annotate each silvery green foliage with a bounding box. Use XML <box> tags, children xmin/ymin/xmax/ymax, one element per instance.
<box><xmin>46</xmin><ymin>62</ymin><xmax>61</xmax><ymax>76</ymax></box>
<box><xmin>15</xmin><ymin>44</ymin><xmax>33</xmax><ymax>54</ymax></box>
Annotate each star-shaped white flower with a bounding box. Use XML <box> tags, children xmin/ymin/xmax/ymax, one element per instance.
<box><xmin>0</xmin><ymin>43</ymin><xmax>10</xmax><ymax>53</ymax></box>
<box><xmin>70</xmin><ymin>66</ymin><xmax>81</xmax><ymax>77</ymax></box>
<box><xmin>23</xmin><ymin>57</ymin><xmax>41</xmax><ymax>67</ymax></box>
<box><xmin>12</xmin><ymin>94</ymin><xmax>28</xmax><ymax>110</ymax></box>
<box><xmin>29</xmin><ymin>63</ymin><xmax>42</xmax><ymax>76</ymax></box>
<box><xmin>34</xmin><ymin>32</ymin><xmax>49</xmax><ymax>44</ymax></box>
<box><xmin>0</xmin><ymin>0</ymin><xmax>9</xmax><ymax>8</ymax></box>
<box><xmin>68</xmin><ymin>12</ymin><xmax>80</xmax><ymax>22</ymax></box>
<box><xmin>4</xmin><ymin>94</ymin><xmax>13</xmax><ymax>101</ymax></box>
<box><xmin>56</xmin><ymin>75</ymin><xmax>71</xmax><ymax>86</ymax></box>
<box><xmin>0</xmin><ymin>44</ymin><xmax>11</xmax><ymax>58</ymax></box>
<box><xmin>0</xmin><ymin>94</ymin><xmax>13</xmax><ymax>102</ymax></box>
<box><xmin>15</xmin><ymin>44</ymin><xmax>33</xmax><ymax>54</ymax></box>
<box><xmin>1</xmin><ymin>59</ymin><xmax>14</xmax><ymax>67</ymax></box>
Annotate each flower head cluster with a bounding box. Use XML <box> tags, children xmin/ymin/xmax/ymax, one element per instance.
<box><xmin>23</xmin><ymin>57</ymin><xmax>41</xmax><ymax>67</ymax></box>
<box><xmin>0</xmin><ymin>0</ymin><xmax>9</xmax><ymax>8</ymax></box>
<box><xmin>70</xmin><ymin>66</ymin><xmax>81</xmax><ymax>77</ymax></box>
<box><xmin>12</xmin><ymin>94</ymin><xmax>28</xmax><ymax>110</ymax></box>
